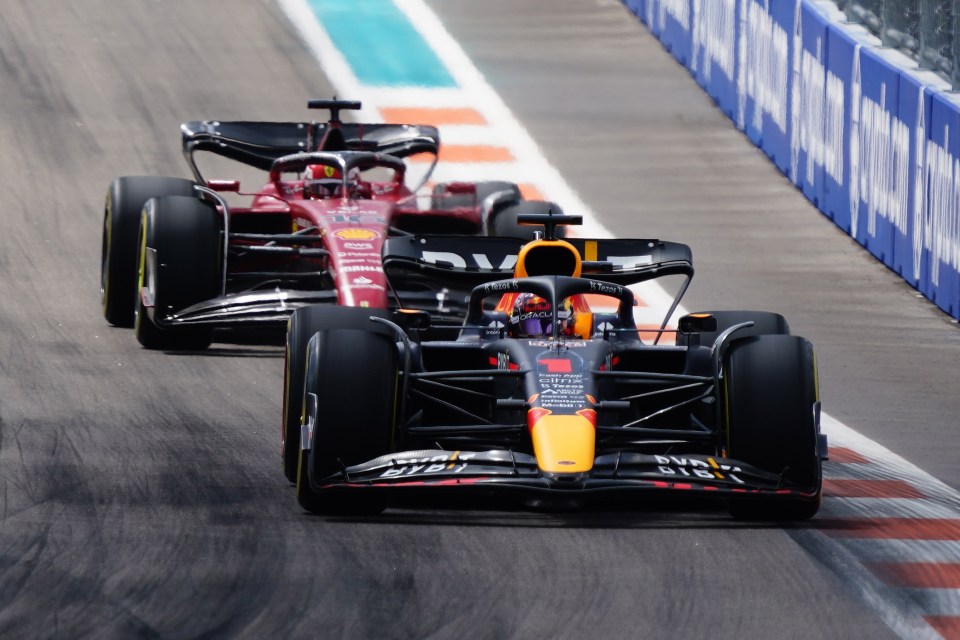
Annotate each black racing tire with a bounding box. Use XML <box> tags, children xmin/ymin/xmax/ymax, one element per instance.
<box><xmin>724</xmin><ymin>335</ymin><xmax>821</xmax><ymax>520</ymax></box>
<box><xmin>432</xmin><ymin>181</ymin><xmax>528</xmax><ymax>237</ymax></box>
<box><xmin>676</xmin><ymin>310</ymin><xmax>790</xmax><ymax>348</ymax></box>
<box><xmin>489</xmin><ymin>199</ymin><xmax>567</xmax><ymax>240</ymax></box>
<box><xmin>134</xmin><ymin>195</ymin><xmax>220</xmax><ymax>350</ymax></box>
<box><xmin>282</xmin><ymin>306</ymin><xmax>394</xmax><ymax>483</ymax></box>
<box><xmin>295</xmin><ymin>324</ymin><xmax>399</xmax><ymax>515</ymax></box>
<box><xmin>101</xmin><ymin>176</ymin><xmax>196</xmax><ymax>327</ymax></box>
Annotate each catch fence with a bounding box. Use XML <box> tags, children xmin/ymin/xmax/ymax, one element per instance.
<box><xmin>834</xmin><ymin>0</ymin><xmax>960</xmax><ymax>86</ymax></box>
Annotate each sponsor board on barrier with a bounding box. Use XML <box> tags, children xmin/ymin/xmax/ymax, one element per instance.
<box><xmin>893</xmin><ymin>73</ymin><xmax>931</xmax><ymax>286</ymax></box>
<box><xmin>623</xmin><ymin>0</ymin><xmax>960</xmax><ymax>323</ymax></box>
<box><xmin>922</xmin><ymin>94</ymin><xmax>960</xmax><ymax>316</ymax></box>
<box><xmin>790</xmin><ymin>0</ymin><xmax>831</xmax><ymax>209</ymax></box>
<box><xmin>656</xmin><ymin>0</ymin><xmax>689</xmax><ymax>30</ymax></box>
<box><xmin>738</xmin><ymin>0</ymin><xmax>790</xmax><ymax>154</ymax></box>
<box><xmin>849</xmin><ymin>48</ymin><xmax>906</xmax><ymax>264</ymax></box>
<box><xmin>823</xmin><ymin>25</ymin><xmax>860</xmax><ymax>230</ymax></box>
<box><xmin>654</xmin><ymin>0</ymin><xmax>692</xmax><ymax>65</ymax></box>
<box><xmin>691</xmin><ymin>0</ymin><xmax>738</xmax><ymax>117</ymax></box>
<box><xmin>764</xmin><ymin>0</ymin><xmax>797</xmax><ymax>174</ymax></box>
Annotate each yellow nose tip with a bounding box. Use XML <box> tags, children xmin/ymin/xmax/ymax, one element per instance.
<box><xmin>529</xmin><ymin>413</ymin><xmax>596</xmax><ymax>473</ymax></box>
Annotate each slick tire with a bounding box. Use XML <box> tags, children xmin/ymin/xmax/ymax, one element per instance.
<box><xmin>431</xmin><ymin>180</ymin><xmax>521</xmax><ymax>211</ymax></box>
<box><xmin>134</xmin><ymin>195</ymin><xmax>220</xmax><ymax>350</ymax></box>
<box><xmin>432</xmin><ymin>181</ymin><xmax>529</xmax><ymax>237</ymax></box>
<box><xmin>282</xmin><ymin>306</ymin><xmax>394</xmax><ymax>484</ymax></box>
<box><xmin>724</xmin><ymin>335</ymin><xmax>822</xmax><ymax>521</ymax></box>
<box><xmin>101</xmin><ymin>176</ymin><xmax>197</xmax><ymax>327</ymax></box>
<box><xmin>295</xmin><ymin>323</ymin><xmax>398</xmax><ymax>515</ymax></box>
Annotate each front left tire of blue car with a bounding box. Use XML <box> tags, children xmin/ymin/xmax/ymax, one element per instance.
<box><xmin>292</xmin><ymin>311</ymin><xmax>399</xmax><ymax>515</ymax></box>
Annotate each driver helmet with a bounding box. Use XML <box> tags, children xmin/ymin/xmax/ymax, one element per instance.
<box><xmin>304</xmin><ymin>164</ymin><xmax>342</xmax><ymax>197</ymax></box>
<box><xmin>508</xmin><ymin>293</ymin><xmax>576</xmax><ymax>338</ymax></box>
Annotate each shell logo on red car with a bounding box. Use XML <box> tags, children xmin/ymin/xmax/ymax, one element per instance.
<box><xmin>334</xmin><ymin>228</ymin><xmax>379</xmax><ymax>240</ymax></box>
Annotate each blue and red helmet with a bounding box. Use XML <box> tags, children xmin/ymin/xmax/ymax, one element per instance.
<box><xmin>508</xmin><ymin>293</ymin><xmax>575</xmax><ymax>338</ymax></box>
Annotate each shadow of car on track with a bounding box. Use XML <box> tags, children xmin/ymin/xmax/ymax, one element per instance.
<box><xmin>158</xmin><ymin>329</ymin><xmax>285</xmax><ymax>358</ymax></box>
<box><xmin>307</xmin><ymin>495</ymin><xmax>807</xmax><ymax>530</ymax></box>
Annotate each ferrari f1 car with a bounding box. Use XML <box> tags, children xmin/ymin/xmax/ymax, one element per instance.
<box><xmin>100</xmin><ymin>99</ymin><xmax>539</xmax><ymax>350</ymax></box>
<box><xmin>284</xmin><ymin>211</ymin><xmax>827</xmax><ymax>519</ymax></box>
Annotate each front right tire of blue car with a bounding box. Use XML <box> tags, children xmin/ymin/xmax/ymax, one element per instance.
<box><xmin>723</xmin><ymin>334</ymin><xmax>822</xmax><ymax>521</ymax></box>
<box><xmin>293</xmin><ymin>315</ymin><xmax>399</xmax><ymax>515</ymax></box>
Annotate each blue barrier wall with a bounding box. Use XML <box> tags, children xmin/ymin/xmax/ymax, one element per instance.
<box><xmin>822</xmin><ymin>24</ymin><xmax>858</xmax><ymax>233</ymax></box>
<box><xmin>621</xmin><ymin>0</ymin><xmax>960</xmax><ymax>321</ymax></box>
<box><xmin>925</xmin><ymin>93</ymin><xmax>960</xmax><ymax>317</ymax></box>
<box><xmin>791</xmin><ymin>2</ymin><xmax>828</xmax><ymax>210</ymax></box>
<box><xmin>895</xmin><ymin>72</ymin><xmax>929</xmax><ymax>289</ymax></box>
<box><xmin>690</xmin><ymin>0</ymin><xmax>739</xmax><ymax>121</ymax></box>
<box><xmin>851</xmin><ymin>48</ymin><xmax>900</xmax><ymax>265</ymax></box>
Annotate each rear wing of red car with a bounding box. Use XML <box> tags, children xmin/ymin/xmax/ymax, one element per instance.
<box><xmin>180</xmin><ymin>120</ymin><xmax>440</xmax><ymax>182</ymax></box>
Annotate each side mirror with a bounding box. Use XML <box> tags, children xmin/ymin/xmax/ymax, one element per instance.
<box><xmin>393</xmin><ymin>309</ymin><xmax>431</xmax><ymax>331</ymax></box>
<box><xmin>678</xmin><ymin>313</ymin><xmax>718</xmax><ymax>334</ymax></box>
<box><xmin>206</xmin><ymin>180</ymin><xmax>240</xmax><ymax>192</ymax></box>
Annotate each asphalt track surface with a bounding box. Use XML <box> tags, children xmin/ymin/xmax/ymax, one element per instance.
<box><xmin>1</xmin><ymin>0</ymin><xmax>957</xmax><ymax>638</ymax></box>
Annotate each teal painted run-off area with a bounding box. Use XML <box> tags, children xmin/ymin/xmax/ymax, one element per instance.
<box><xmin>308</xmin><ymin>0</ymin><xmax>457</xmax><ymax>88</ymax></box>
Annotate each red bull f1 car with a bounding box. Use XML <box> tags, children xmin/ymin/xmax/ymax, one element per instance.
<box><xmin>284</xmin><ymin>212</ymin><xmax>827</xmax><ymax>519</ymax></box>
<box><xmin>100</xmin><ymin>99</ymin><xmax>537</xmax><ymax>350</ymax></box>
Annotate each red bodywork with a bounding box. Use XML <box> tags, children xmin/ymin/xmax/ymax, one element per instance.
<box><xmin>221</xmin><ymin>168</ymin><xmax>481</xmax><ymax>311</ymax></box>
<box><xmin>155</xmin><ymin>101</ymin><xmax>509</xmax><ymax>329</ymax></box>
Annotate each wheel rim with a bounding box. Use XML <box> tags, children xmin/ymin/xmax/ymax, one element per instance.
<box><xmin>282</xmin><ymin>339</ymin><xmax>297</xmax><ymax>477</ymax></box>
<box><xmin>133</xmin><ymin>213</ymin><xmax>148</xmax><ymax>331</ymax></box>
<box><xmin>100</xmin><ymin>212</ymin><xmax>110</xmax><ymax>310</ymax></box>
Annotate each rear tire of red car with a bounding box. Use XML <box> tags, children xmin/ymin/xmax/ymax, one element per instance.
<box><xmin>281</xmin><ymin>306</ymin><xmax>395</xmax><ymax>483</ymax></box>
<box><xmin>101</xmin><ymin>176</ymin><xmax>197</xmax><ymax>327</ymax></box>
<box><xmin>432</xmin><ymin>181</ymin><xmax>531</xmax><ymax>237</ymax></box>
<box><xmin>431</xmin><ymin>180</ymin><xmax>520</xmax><ymax>212</ymax></box>
<box><xmin>724</xmin><ymin>335</ymin><xmax>822</xmax><ymax>521</ymax></box>
<box><xmin>295</xmin><ymin>320</ymin><xmax>398</xmax><ymax>515</ymax></box>
<box><xmin>134</xmin><ymin>195</ymin><xmax>220</xmax><ymax>351</ymax></box>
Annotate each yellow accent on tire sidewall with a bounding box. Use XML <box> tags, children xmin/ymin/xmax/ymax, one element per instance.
<box><xmin>133</xmin><ymin>211</ymin><xmax>148</xmax><ymax>333</ymax></box>
<box><xmin>101</xmin><ymin>200</ymin><xmax>112</xmax><ymax>314</ymax></box>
